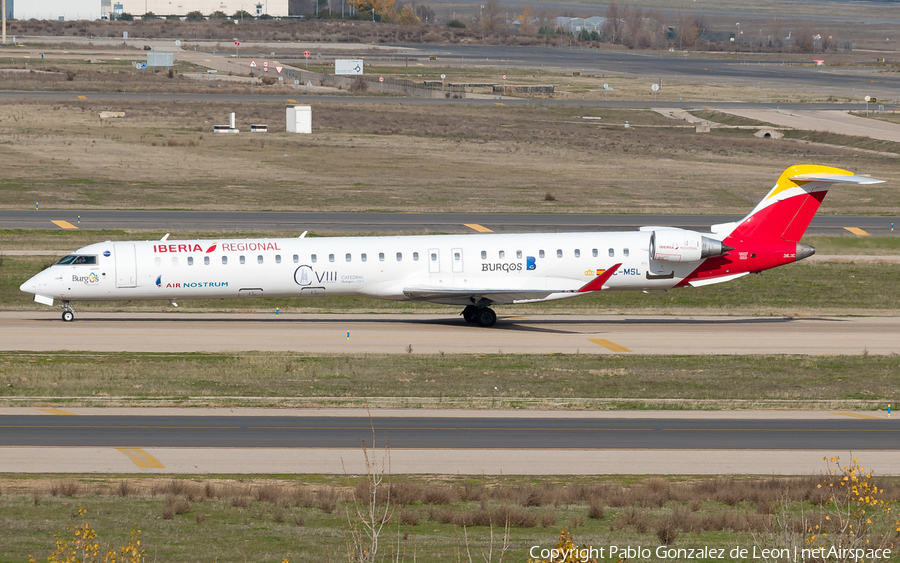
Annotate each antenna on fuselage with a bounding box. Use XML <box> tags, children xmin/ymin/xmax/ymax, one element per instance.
<box><xmin>299</xmin><ymin>231</ymin><xmax>307</xmax><ymax>238</ymax></box>
<box><xmin>160</xmin><ymin>233</ymin><xmax>170</xmax><ymax>241</ymax></box>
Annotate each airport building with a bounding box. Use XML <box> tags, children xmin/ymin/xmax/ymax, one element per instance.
<box><xmin>7</xmin><ymin>0</ymin><xmax>104</xmax><ymax>20</ymax></box>
<box><xmin>3</xmin><ymin>0</ymin><xmax>287</xmax><ymax>20</ymax></box>
<box><xmin>115</xmin><ymin>0</ymin><xmax>288</xmax><ymax>17</ymax></box>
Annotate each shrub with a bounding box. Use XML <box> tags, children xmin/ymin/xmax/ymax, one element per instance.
<box><xmin>656</xmin><ymin>518</ymin><xmax>679</xmax><ymax>544</ymax></box>
<box><xmin>587</xmin><ymin>501</ymin><xmax>604</xmax><ymax>520</ymax></box>
<box><xmin>541</xmin><ymin>510</ymin><xmax>557</xmax><ymax>528</ymax></box>
<box><xmin>400</xmin><ymin>509</ymin><xmax>422</xmax><ymax>525</ymax></box>
<box><xmin>50</xmin><ymin>480</ymin><xmax>80</xmax><ymax>497</ymax></box>
<box><xmin>447</xmin><ymin>19</ymin><xmax>466</xmax><ymax>28</ymax></box>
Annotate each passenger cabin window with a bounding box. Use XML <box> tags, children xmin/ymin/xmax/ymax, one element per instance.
<box><xmin>155</xmin><ymin>257</ymin><xmax>161</xmax><ymax>267</ymax></box>
<box><xmin>379</xmin><ymin>253</ymin><xmax>385</xmax><ymax>261</ymax></box>
<box><xmin>293</xmin><ymin>255</ymin><xmax>298</xmax><ymax>263</ymax></box>
<box><xmin>172</xmin><ymin>257</ymin><xmax>178</xmax><ymax>266</ymax></box>
<box><xmin>275</xmin><ymin>255</ymin><xmax>281</xmax><ymax>264</ymax></box>
<box><xmin>396</xmin><ymin>252</ymin><xmax>402</xmax><ymax>261</ymax></box>
<box><xmin>329</xmin><ymin>254</ymin><xmax>335</xmax><ymax>263</ymax></box>
<box><xmin>222</xmin><ymin>256</ymin><xmax>228</xmax><ymax>265</ymax></box>
<box><xmin>346</xmin><ymin>253</ymin><xmax>351</xmax><ymax>262</ymax></box>
<box><xmin>499</xmin><ymin>251</ymin><xmax>505</xmax><ymax>259</ymax></box>
<box><xmin>539</xmin><ymin>250</ymin><xmax>545</xmax><ymax>258</ymax></box>
<box><xmin>516</xmin><ymin>250</ymin><xmax>522</xmax><ymax>259</ymax></box>
<box><xmin>311</xmin><ymin>254</ymin><xmax>317</xmax><ymax>263</ymax></box>
<box><xmin>188</xmin><ymin>257</ymin><xmax>194</xmax><ymax>266</ymax></box>
<box><xmin>624</xmin><ymin>248</ymin><xmax>630</xmax><ymax>257</ymax></box>
<box><xmin>257</xmin><ymin>255</ymin><xmax>263</xmax><ymax>264</ymax></box>
<box><xmin>557</xmin><ymin>249</ymin><xmax>563</xmax><ymax>258</ymax></box>
<box><xmin>204</xmin><ymin>256</ymin><xmax>210</xmax><ymax>265</ymax></box>
<box><xmin>592</xmin><ymin>249</ymin><xmax>598</xmax><ymax>258</ymax></box>
<box><xmin>575</xmin><ymin>249</ymin><xmax>580</xmax><ymax>258</ymax></box>
<box><xmin>413</xmin><ymin>252</ymin><xmax>419</xmax><ymax>261</ymax></box>
<box><xmin>57</xmin><ymin>255</ymin><xmax>97</xmax><ymax>265</ymax></box>
<box><xmin>608</xmin><ymin>248</ymin><xmax>615</xmax><ymax>257</ymax></box>
<box><xmin>240</xmin><ymin>256</ymin><xmax>245</xmax><ymax>264</ymax></box>
<box><xmin>481</xmin><ymin>251</ymin><xmax>487</xmax><ymax>259</ymax></box>
<box><xmin>362</xmin><ymin>253</ymin><xmax>367</xmax><ymax>262</ymax></box>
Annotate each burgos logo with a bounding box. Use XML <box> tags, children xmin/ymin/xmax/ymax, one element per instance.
<box><xmin>72</xmin><ymin>273</ymin><xmax>100</xmax><ymax>285</ymax></box>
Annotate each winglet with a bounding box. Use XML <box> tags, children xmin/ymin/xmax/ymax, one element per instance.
<box><xmin>577</xmin><ymin>263</ymin><xmax>621</xmax><ymax>293</ymax></box>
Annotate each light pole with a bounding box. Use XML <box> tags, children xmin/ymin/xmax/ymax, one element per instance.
<box><xmin>735</xmin><ymin>22</ymin><xmax>740</xmax><ymax>46</ymax></box>
<box><xmin>2</xmin><ymin>0</ymin><xmax>6</xmax><ymax>45</ymax></box>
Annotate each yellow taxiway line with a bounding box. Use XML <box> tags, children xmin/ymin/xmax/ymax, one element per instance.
<box><xmin>116</xmin><ymin>448</ymin><xmax>165</xmax><ymax>469</ymax></box>
<box><xmin>843</xmin><ymin>227</ymin><xmax>870</xmax><ymax>236</ymax></box>
<box><xmin>588</xmin><ymin>338</ymin><xmax>633</xmax><ymax>353</ymax></box>
<box><xmin>50</xmin><ymin>220</ymin><xmax>78</xmax><ymax>229</ymax></box>
<box><xmin>464</xmin><ymin>224</ymin><xmax>493</xmax><ymax>233</ymax></box>
<box><xmin>37</xmin><ymin>408</ymin><xmax>77</xmax><ymax>416</ymax></box>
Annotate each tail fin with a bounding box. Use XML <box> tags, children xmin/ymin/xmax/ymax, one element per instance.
<box><xmin>716</xmin><ymin>165</ymin><xmax>883</xmax><ymax>243</ymax></box>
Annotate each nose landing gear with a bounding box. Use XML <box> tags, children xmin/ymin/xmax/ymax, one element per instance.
<box><xmin>60</xmin><ymin>301</ymin><xmax>76</xmax><ymax>322</ymax></box>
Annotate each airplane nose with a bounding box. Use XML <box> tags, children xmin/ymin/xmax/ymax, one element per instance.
<box><xmin>19</xmin><ymin>276</ymin><xmax>37</xmax><ymax>294</ymax></box>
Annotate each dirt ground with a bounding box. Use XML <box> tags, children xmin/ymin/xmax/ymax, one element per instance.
<box><xmin>1</xmin><ymin>99</ymin><xmax>897</xmax><ymax>215</ymax></box>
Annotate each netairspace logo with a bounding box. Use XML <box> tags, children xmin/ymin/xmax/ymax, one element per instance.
<box><xmin>527</xmin><ymin>545</ymin><xmax>893</xmax><ymax>562</ymax></box>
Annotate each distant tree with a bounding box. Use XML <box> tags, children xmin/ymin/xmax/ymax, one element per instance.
<box><xmin>603</xmin><ymin>0</ymin><xmax>622</xmax><ymax>44</ymax></box>
<box><xmin>590</xmin><ymin>30</ymin><xmax>600</xmax><ymax>41</ymax></box>
<box><xmin>258</xmin><ymin>13</ymin><xmax>273</xmax><ymax>19</ymax></box>
<box><xmin>518</xmin><ymin>4</ymin><xmax>533</xmax><ymax>34</ymax></box>
<box><xmin>209</xmin><ymin>10</ymin><xmax>227</xmax><ymax>19</ymax></box>
<box><xmin>185</xmin><ymin>10</ymin><xmax>205</xmax><ymax>21</ymax></box>
<box><xmin>479</xmin><ymin>0</ymin><xmax>501</xmax><ymax>33</ymax></box>
<box><xmin>415</xmin><ymin>4</ymin><xmax>434</xmax><ymax>23</ymax></box>
<box><xmin>165</xmin><ymin>14</ymin><xmax>180</xmax><ymax>20</ymax></box>
<box><xmin>232</xmin><ymin>10</ymin><xmax>253</xmax><ymax>19</ymax></box>
<box><xmin>398</xmin><ymin>4</ymin><xmax>421</xmax><ymax>24</ymax></box>
<box><xmin>447</xmin><ymin>19</ymin><xmax>466</xmax><ymax>29</ymax></box>
<box><xmin>351</xmin><ymin>0</ymin><xmax>396</xmax><ymax>22</ymax></box>
<box><xmin>141</xmin><ymin>11</ymin><xmax>158</xmax><ymax>19</ymax></box>
<box><xmin>118</xmin><ymin>12</ymin><xmax>134</xmax><ymax>20</ymax></box>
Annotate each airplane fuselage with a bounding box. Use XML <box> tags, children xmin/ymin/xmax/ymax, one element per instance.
<box><xmin>28</xmin><ymin>231</ymin><xmax>697</xmax><ymax>305</ymax></box>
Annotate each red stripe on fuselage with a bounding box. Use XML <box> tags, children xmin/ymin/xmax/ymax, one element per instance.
<box><xmin>675</xmin><ymin>239</ymin><xmax>798</xmax><ymax>287</ymax></box>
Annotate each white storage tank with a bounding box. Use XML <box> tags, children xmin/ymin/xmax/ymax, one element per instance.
<box><xmin>286</xmin><ymin>106</ymin><xmax>311</xmax><ymax>134</ymax></box>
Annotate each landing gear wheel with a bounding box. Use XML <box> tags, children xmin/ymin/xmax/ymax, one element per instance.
<box><xmin>62</xmin><ymin>311</ymin><xmax>75</xmax><ymax>322</ymax></box>
<box><xmin>475</xmin><ymin>307</ymin><xmax>497</xmax><ymax>327</ymax></box>
<box><xmin>462</xmin><ymin>305</ymin><xmax>478</xmax><ymax>323</ymax></box>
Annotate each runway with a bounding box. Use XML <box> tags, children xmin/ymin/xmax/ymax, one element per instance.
<box><xmin>0</xmin><ymin>408</ymin><xmax>895</xmax><ymax>475</ymax></box>
<box><xmin>1</xmin><ymin>210</ymin><xmax>897</xmax><ymax>236</ymax></box>
<box><xmin>1</xmin><ymin>312</ymin><xmax>898</xmax><ymax>355</ymax></box>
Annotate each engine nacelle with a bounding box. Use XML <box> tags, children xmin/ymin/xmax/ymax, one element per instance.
<box><xmin>650</xmin><ymin>230</ymin><xmax>732</xmax><ymax>263</ymax></box>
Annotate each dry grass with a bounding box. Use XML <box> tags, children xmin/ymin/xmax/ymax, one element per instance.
<box><xmin>1</xmin><ymin>350</ymin><xmax>899</xmax><ymax>409</ymax></box>
<box><xmin>1</xmin><ymin>99</ymin><xmax>897</xmax><ymax>215</ymax></box>
<box><xmin>3</xmin><ymin>471</ymin><xmax>900</xmax><ymax>562</ymax></box>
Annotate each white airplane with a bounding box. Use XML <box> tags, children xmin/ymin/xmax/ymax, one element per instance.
<box><xmin>20</xmin><ymin>165</ymin><xmax>883</xmax><ymax>326</ymax></box>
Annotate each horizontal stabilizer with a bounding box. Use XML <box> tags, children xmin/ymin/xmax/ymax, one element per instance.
<box><xmin>788</xmin><ymin>173</ymin><xmax>884</xmax><ymax>185</ymax></box>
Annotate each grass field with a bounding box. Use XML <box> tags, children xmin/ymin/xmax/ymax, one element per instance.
<box><xmin>2</xmin><ymin>464</ymin><xmax>898</xmax><ymax>563</ymax></box>
<box><xmin>1</xmin><ymin>351</ymin><xmax>896</xmax><ymax>409</ymax></box>
<box><xmin>1</xmin><ymin>98</ymin><xmax>898</xmax><ymax>215</ymax></box>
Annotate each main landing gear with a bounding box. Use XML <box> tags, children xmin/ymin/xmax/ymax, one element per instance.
<box><xmin>461</xmin><ymin>305</ymin><xmax>497</xmax><ymax>327</ymax></box>
<box><xmin>61</xmin><ymin>301</ymin><xmax>75</xmax><ymax>322</ymax></box>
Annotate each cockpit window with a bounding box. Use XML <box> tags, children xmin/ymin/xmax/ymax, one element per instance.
<box><xmin>56</xmin><ymin>255</ymin><xmax>97</xmax><ymax>265</ymax></box>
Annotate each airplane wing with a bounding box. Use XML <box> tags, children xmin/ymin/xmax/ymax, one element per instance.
<box><xmin>402</xmin><ymin>264</ymin><xmax>621</xmax><ymax>304</ymax></box>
